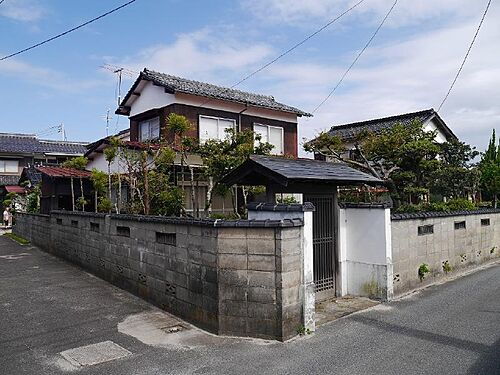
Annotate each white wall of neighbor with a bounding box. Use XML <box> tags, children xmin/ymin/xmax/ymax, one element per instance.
<box><xmin>127</xmin><ymin>81</ymin><xmax>298</xmax><ymax>123</ymax></box>
<box><xmin>338</xmin><ymin>206</ymin><xmax>393</xmax><ymax>300</ymax></box>
<box><xmin>424</xmin><ymin>118</ymin><xmax>448</xmax><ymax>143</ymax></box>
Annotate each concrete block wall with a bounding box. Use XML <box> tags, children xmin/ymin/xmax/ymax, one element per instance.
<box><xmin>14</xmin><ymin>211</ymin><xmax>306</xmax><ymax>341</ymax></box>
<box><xmin>392</xmin><ymin>210</ymin><xmax>500</xmax><ymax>296</ymax></box>
<box><xmin>217</xmin><ymin>226</ymin><xmax>303</xmax><ymax>340</ymax></box>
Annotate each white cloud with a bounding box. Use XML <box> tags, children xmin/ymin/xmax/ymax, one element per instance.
<box><xmin>109</xmin><ymin>4</ymin><xmax>500</xmax><ymax>155</ymax></box>
<box><xmin>114</xmin><ymin>29</ymin><xmax>274</xmax><ymax>85</ymax></box>
<box><xmin>0</xmin><ymin>57</ymin><xmax>107</xmax><ymax>92</ymax></box>
<box><xmin>241</xmin><ymin>0</ymin><xmax>486</xmax><ymax>27</ymax></box>
<box><xmin>257</xmin><ymin>6</ymin><xmax>500</xmax><ymax>155</ymax></box>
<box><xmin>0</xmin><ymin>0</ymin><xmax>46</xmax><ymax>22</ymax></box>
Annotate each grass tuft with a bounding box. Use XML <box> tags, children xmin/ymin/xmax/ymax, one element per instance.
<box><xmin>3</xmin><ymin>232</ymin><xmax>30</xmax><ymax>245</ymax></box>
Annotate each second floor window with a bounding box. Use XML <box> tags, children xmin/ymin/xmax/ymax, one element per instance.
<box><xmin>199</xmin><ymin>115</ymin><xmax>236</xmax><ymax>143</ymax></box>
<box><xmin>139</xmin><ymin>117</ymin><xmax>160</xmax><ymax>142</ymax></box>
<box><xmin>254</xmin><ymin>124</ymin><xmax>284</xmax><ymax>155</ymax></box>
<box><xmin>0</xmin><ymin>159</ymin><xmax>19</xmax><ymax>173</ymax></box>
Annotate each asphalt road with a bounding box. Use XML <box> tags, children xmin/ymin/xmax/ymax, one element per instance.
<box><xmin>0</xmin><ymin>235</ymin><xmax>499</xmax><ymax>375</ymax></box>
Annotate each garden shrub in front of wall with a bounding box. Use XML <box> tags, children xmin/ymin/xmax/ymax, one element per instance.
<box><xmin>418</xmin><ymin>263</ymin><xmax>430</xmax><ymax>282</ymax></box>
<box><xmin>395</xmin><ymin>198</ymin><xmax>476</xmax><ymax>214</ymax></box>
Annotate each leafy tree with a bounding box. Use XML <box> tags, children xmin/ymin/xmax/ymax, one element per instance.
<box><xmin>62</xmin><ymin>156</ymin><xmax>89</xmax><ymax>211</ymax></box>
<box><xmin>430</xmin><ymin>140</ymin><xmax>479</xmax><ymax>200</ymax></box>
<box><xmin>90</xmin><ymin>169</ymin><xmax>109</xmax><ymax>213</ymax></box>
<box><xmin>197</xmin><ymin>128</ymin><xmax>273</xmax><ymax>216</ymax></box>
<box><xmin>305</xmin><ymin>121</ymin><xmax>478</xmax><ymax>206</ymax></box>
<box><xmin>62</xmin><ymin>156</ymin><xmax>88</xmax><ymax>170</ymax></box>
<box><xmin>479</xmin><ymin>130</ymin><xmax>500</xmax><ymax>207</ymax></box>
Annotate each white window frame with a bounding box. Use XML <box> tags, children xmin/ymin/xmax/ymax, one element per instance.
<box><xmin>138</xmin><ymin>117</ymin><xmax>160</xmax><ymax>142</ymax></box>
<box><xmin>0</xmin><ymin>159</ymin><xmax>19</xmax><ymax>173</ymax></box>
<box><xmin>253</xmin><ymin>123</ymin><xmax>284</xmax><ymax>155</ymax></box>
<box><xmin>198</xmin><ymin>115</ymin><xmax>237</xmax><ymax>143</ymax></box>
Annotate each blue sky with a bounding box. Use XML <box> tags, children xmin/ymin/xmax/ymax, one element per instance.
<box><xmin>1</xmin><ymin>0</ymin><xmax>499</xmax><ymax>155</ymax></box>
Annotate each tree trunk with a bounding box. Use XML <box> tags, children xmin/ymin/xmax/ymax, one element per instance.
<box><xmin>117</xmin><ymin>174</ymin><xmax>122</xmax><ymax>214</ymax></box>
<box><xmin>80</xmin><ymin>177</ymin><xmax>85</xmax><ymax>211</ymax></box>
<box><xmin>189</xmin><ymin>165</ymin><xmax>196</xmax><ymax>218</ymax></box>
<box><xmin>142</xmin><ymin>157</ymin><xmax>150</xmax><ymax>215</ymax></box>
<box><xmin>108</xmin><ymin>163</ymin><xmax>112</xmax><ymax>202</ymax></box>
<box><xmin>205</xmin><ymin>177</ymin><xmax>214</xmax><ymax>216</ymax></box>
<box><xmin>70</xmin><ymin>177</ymin><xmax>75</xmax><ymax>211</ymax></box>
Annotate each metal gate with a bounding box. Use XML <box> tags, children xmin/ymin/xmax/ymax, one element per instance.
<box><xmin>304</xmin><ymin>194</ymin><xmax>336</xmax><ymax>296</ymax></box>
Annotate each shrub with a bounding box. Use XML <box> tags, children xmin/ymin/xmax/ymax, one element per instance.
<box><xmin>445</xmin><ymin>198</ymin><xmax>476</xmax><ymax>211</ymax></box>
<box><xmin>418</xmin><ymin>263</ymin><xmax>430</xmax><ymax>281</ymax></box>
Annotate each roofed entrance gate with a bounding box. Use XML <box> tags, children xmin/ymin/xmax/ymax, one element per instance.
<box><xmin>304</xmin><ymin>194</ymin><xmax>336</xmax><ymax>299</ymax></box>
<box><xmin>222</xmin><ymin>155</ymin><xmax>382</xmax><ymax>300</ymax></box>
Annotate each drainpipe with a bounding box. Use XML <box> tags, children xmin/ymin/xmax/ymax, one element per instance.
<box><xmin>238</xmin><ymin>103</ymin><xmax>249</xmax><ymax>132</ymax></box>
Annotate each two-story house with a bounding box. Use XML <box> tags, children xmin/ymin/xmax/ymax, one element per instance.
<box><xmin>86</xmin><ymin>69</ymin><xmax>311</xmax><ymax>216</ymax></box>
<box><xmin>312</xmin><ymin>109</ymin><xmax>458</xmax><ymax>161</ymax></box>
<box><xmin>0</xmin><ymin>132</ymin><xmax>88</xmax><ymax>211</ymax></box>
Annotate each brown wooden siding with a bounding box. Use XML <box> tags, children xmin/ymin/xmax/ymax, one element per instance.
<box><xmin>129</xmin><ymin>103</ymin><xmax>298</xmax><ymax>157</ymax></box>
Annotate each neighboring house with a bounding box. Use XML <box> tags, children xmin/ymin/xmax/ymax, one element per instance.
<box><xmin>313</xmin><ymin>109</ymin><xmax>458</xmax><ymax>161</ymax></box>
<box><xmin>88</xmin><ymin>69</ymin><xmax>311</xmax><ymax>216</ymax></box>
<box><xmin>116</xmin><ymin>68</ymin><xmax>311</xmax><ymax>157</ymax></box>
<box><xmin>0</xmin><ymin>133</ymin><xmax>88</xmax><ymax>210</ymax></box>
<box><xmin>20</xmin><ymin>166</ymin><xmax>93</xmax><ymax>214</ymax></box>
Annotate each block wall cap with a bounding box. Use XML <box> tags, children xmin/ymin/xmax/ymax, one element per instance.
<box><xmin>391</xmin><ymin>208</ymin><xmax>500</xmax><ymax>220</ymax></box>
<box><xmin>247</xmin><ymin>202</ymin><xmax>315</xmax><ymax>212</ymax></box>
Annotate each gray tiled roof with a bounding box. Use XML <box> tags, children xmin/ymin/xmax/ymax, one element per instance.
<box><xmin>250</xmin><ymin>155</ymin><xmax>381</xmax><ymax>183</ymax></box>
<box><xmin>326</xmin><ymin>109</ymin><xmax>456</xmax><ymax>141</ymax></box>
<box><xmin>0</xmin><ymin>175</ymin><xmax>21</xmax><ymax>186</ymax></box>
<box><xmin>119</xmin><ymin>69</ymin><xmax>311</xmax><ymax>117</ymax></box>
<box><xmin>222</xmin><ymin>154</ymin><xmax>382</xmax><ymax>186</ymax></box>
<box><xmin>0</xmin><ymin>133</ymin><xmax>87</xmax><ymax>155</ymax></box>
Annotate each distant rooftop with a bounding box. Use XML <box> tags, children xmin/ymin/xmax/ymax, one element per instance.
<box><xmin>118</xmin><ymin>68</ymin><xmax>311</xmax><ymax>117</ymax></box>
<box><xmin>325</xmin><ymin>109</ymin><xmax>457</xmax><ymax>142</ymax></box>
<box><xmin>0</xmin><ymin>133</ymin><xmax>87</xmax><ymax>155</ymax></box>
<box><xmin>36</xmin><ymin>166</ymin><xmax>92</xmax><ymax>179</ymax></box>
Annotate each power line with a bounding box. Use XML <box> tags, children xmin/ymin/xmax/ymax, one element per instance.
<box><xmin>311</xmin><ymin>0</ymin><xmax>399</xmax><ymax>114</ymax></box>
<box><xmin>437</xmin><ymin>0</ymin><xmax>492</xmax><ymax>112</ymax></box>
<box><xmin>0</xmin><ymin>0</ymin><xmax>138</xmax><ymax>61</ymax></box>
<box><xmin>0</xmin><ymin>0</ymin><xmax>7</xmax><ymax>6</ymax></box>
<box><xmin>197</xmin><ymin>0</ymin><xmax>367</xmax><ymax>109</ymax></box>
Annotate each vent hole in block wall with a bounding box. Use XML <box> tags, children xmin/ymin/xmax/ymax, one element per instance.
<box><xmin>418</xmin><ymin>224</ymin><xmax>434</xmax><ymax>236</ymax></box>
<box><xmin>156</xmin><ymin>232</ymin><xmax>176</xmax><ymax>246</ymax></box>
<box><xmin>454</xmin><ymin>221</ymin><xmax>466</xmax><ymax>230</ymax></box>
<box><xmin>116</xmin><ymin>226</ymin><xmax>130</xmax><ymax>237</ymax></box>
<box><xmin>71</xmin><ymin>220</ymin><xmax>78</xmax><ymax>228</ymax></box>
<box><xmin>481</xmin><ymin>218</ymin><xmax>490</xmax><ymax>226</ymax></box>
<box><xmin>56</xmin><ymin>218</ymin><xmax>63</xmax><ymax>225</ymax></box>
<box><xmin>90</xmin><ymin>222</ymin><xmax>100</xmax><ymax>232</ymax></box>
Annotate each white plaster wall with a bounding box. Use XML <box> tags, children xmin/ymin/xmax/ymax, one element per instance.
<box><xmin>127</xmin><ymin>80</ymin><xmax>298</xmax><ymax>123</ymax></box>
<box><xmin>129</xmin><ymin>82</ymin><xmax>176</xmax><ymax>117</ymax></box>
<box><xmin>424</xmin><ymin>118</ymin><xmax>448</xmax><ymax>143</ymax></box>
<box><xmin>86</xmin><ymin>153</ymin><xmax>126</xmax><ymax>174</ymax></box>
<box><xmin>338</xmin><ymin>207</ymin><xmax>393</xmax><ymax>300</ymax></box>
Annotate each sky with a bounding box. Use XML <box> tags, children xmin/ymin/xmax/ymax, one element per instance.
<box><xmin>0</xmin><ymin>0</ymin><xmax>499</xmax><ymax>156</ymax></box>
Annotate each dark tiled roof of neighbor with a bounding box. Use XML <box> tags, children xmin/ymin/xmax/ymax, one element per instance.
<box><xmin>222</xmin><ymin>154</ymin><xmax>382</xmax><ymax>186</ymax></box>
<box><xmin>36</xmin><ymin>166</ymin><xmax>92</xmax><ymax>179</ymax></box>
<box><xmin>0</xmin><ymin>175</ymin><xmax>21</xmax><ymax>186</ymax></box>
<box><xmin>0</xmin><ymin>133</ymin><xmax>87</xmax><ymax>155</ymax></box>
<box><xmin>326</xmin><ymin>109</ymin><xmax>457</xmax><ymax>141</ymax></box>
<box><xmin>119</xmin><ymin>68</ymin><xmax>311</xmax><ymax>117</ymax></box>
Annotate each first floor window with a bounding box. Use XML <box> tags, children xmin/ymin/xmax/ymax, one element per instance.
<box><xmin>138</xmin><ymin>117</ymin><xmax>160</xmax><ymax>142</ymax></box>
<box><xmin>0</xmin><ymin>159</ymin><xmax>19</xmax><ymax>173</ymax></box>
<box><xmin>254</xmin><ymin>124</ymin><xmax>284</xmax><ymax>155</ymax></box>
<box><xmin>199</xmin><ymin>115</ymin><xmax>236</xmax><ymax>143</ymax></box>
